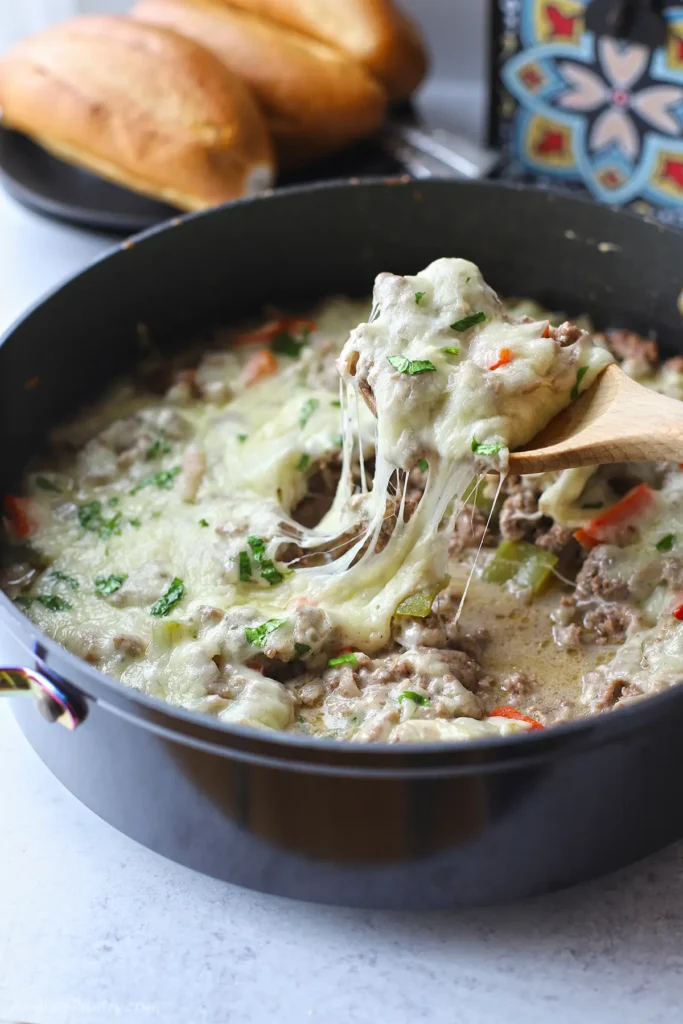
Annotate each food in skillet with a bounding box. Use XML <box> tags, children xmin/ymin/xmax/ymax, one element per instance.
<box><xmin>3</xmin><ymin>258</ymin><xmax>682</xmax><ymax>743</ymax></box>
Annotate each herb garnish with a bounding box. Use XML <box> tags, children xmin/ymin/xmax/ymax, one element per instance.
<box><xmin>471</xmin><ymin>438</ymin><xmax>504</xmax><ymax>457</ymax></box>
<box><xmin>330</xmin><ymin>400</ymin><xmax>341</xmax><ymax>408</ymax></box>
<box><xmin>443</xmin><ymin>346</ymin><xmax>460</xmax><ymax>356</ymax></box>
<box><xmin>418</xmin><ymin>459</ymin><xmax>428</xmax><ymax>472</ymax></box>
<box><xmin>78</xmin><ymin>501</ymin><xmax>122</xmax><ymax>539</ymax></box>
<box><xmin>272</xmin><ymin>329</ymin><xmax>308</xmax><ymax>358</ymax></box>
<box><xmin>297</xmin><ymin>454</ymin><xmax>311</xmax><ymax>472</ymax></box>
<box><xmin>657</xmin><ymin>534</ymin><xmax>675</xmax><ymax>552</ymax></box>
<box><xmin>95</xmin><ymin>573</ymin><xmax>128</xmax><ymax>596</ymax></box>
<box><xmin>130</xmin><ymin>466</ymin><xmax>180</xmax><ymax>495</ymax></box>
<box><xmin>333</xmin><ymin>435</ymin><xmax>343</xmax><ymax>448</ymax></box>
<box><xmin>387</xmin><ymin>355</ymin><xmax>437</xmax><ymax>375</ymax></box>
<box><xmin>294</xmin><ymin>643</ymin><xmax>311</xmax><ymax>657</ymax></box>
<box><xmin>328</xmin><ymin>652</ymin><xmax>358</xmax><ymax>667</ymax></box>
<box><xmin>150</xmin><ymin>578</ymin><xmax>185</xmax><ymax>617</ymax></box>
<box><xmin>245</xmin><ymin>618</ymin><xmax>288</xmax><ymax>648</ymax></box>
<box><xmin>146</xmin><ymin>436</ymin><xmax>171</xmax><ymax>460</ymax></box>
<box><xmin>50</xmin><ymin>570</ymin><xmax>79</xmax><ymax>589</ymax></box>
<box><xmin>451</xmin><ymin>311</ymin><xmax>486</xmax><ymax>332</ymax></box>
<box><xmin>36</xmin><ymin>476</ymin><xmax>61</xmax><ymax>493</ymax></box>
<box><xmin>415</xmin><ymin>291</ymin><xmax>425</xmax><ymax>305</ymax></box>
<box><xmin>129</xmin><ymin>518</ymin><xmax>141</xmax><ymax>528</ymax></box>
<box><xmin>238</xmin><ymin>550</ymin><xmax>252</xmax><ymax>582</ymax></box>
<box><xmin>571</xmin><ymin>365</ymin><xmax>589</xmax><ymax>400</ymax></box>
<box><xmin>299</xmin><ymin>397</ymin><xmax>319</xmax><ymax>428</ymax></box>
<box><xmin>398</xmin><ymin>690</ymin><xmax>429</xmax><ymax>706</ymax></box>
<box><xmin>248</xmin><ymin>535</ymin><xmax>285</xmax><ymax>586</ymax></box>
<box><xmin>16</xmin><ymin>594</ymin><xmax>72</xmax><ymax>612</ymax></box>
<box><xmin>237</xmin><ymin>433</ymin><xmax>248</xmax><ymax>443</ymax></box>
<box><xmin>199</xmin><ymin>518</ymin><xmax>210</xmax><ymax>528</ymax></box>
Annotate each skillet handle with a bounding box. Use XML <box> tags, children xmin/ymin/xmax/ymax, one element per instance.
<box><xmin>378</xmin><ymin>121</ymin><xmax>500</xmax><ymax>180</ymax></box>
<box><xmin>0</xmin><ymin>666</ymin><xmax>86</xmax><ymax>730</ymax></box>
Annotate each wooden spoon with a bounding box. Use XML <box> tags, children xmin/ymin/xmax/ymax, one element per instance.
<box><xmin>508</xmin><ymin>364</ymin><xmax>683</xmax><ymax>474</ymax></box>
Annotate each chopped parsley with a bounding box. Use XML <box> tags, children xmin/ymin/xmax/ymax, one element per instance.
<box><xmin>199</xmin><ymin>518</ymin><xmax>210</xmax><ymax>528</ymax></box>
<box><xmin>35</xmin><ymin>475</ymin><xmax>61</xmax><ymax>493</ymax></box>
<box><xmin>248</xmin><ymin>535</ymin><xmax>284</xmax><ymax>586</ymax></box>
<box><xmin>95</xmin><ymin>573</ymin><xmax>128</xmax><ymax>596</ymax></box>
<box><xmin>297</xmin><ymin>715</ymin><xmax>305</xmax><ymax>724</ymax></box>
<box><xmin>129</xmin><ymin>518</ymin><xmax>141</xmax><ymax>528</ymax></box>
<box><xmin>330</xmin><ymin>400</ymin><xmax>341</xmax><ymax>408</ymax></box>
<box><xmin>294</xmin><ymin>643</ymin><xmax>311</xmax><ymax>657</ymax></box>
<box><xmin>16</xmin><ymin>594</ymin><xmax>72</xmax><ymax>612</ymax></box>
<box><xmin>146</xmin><ymin>435</ymin><xmax>172</xmax><ymax>460</ymax></box>
<box><xmin>328</xmin><ymin>652</ymin><xmax>358</xmax><ymax>667</ymax></box>
<box><xmin>571</xmin><ymin>365</ymin><xmax>589</xmax><ymax>401</ymax></box>
<box><xmin>296</xmin><ymin>453</ymin><xmax>311</xmax><ymax>472</ymax></box>
<box><xmin>245</xmin><ymin>618</ymin><xmax>288</xmax><ymax>648</ymax></box>
<box><xmin>398</xmin><ymin>690</ymin><xmax>429</xmax><ymax>706</ymax></box>
<box><xmin>299</xmin><ymin>397</ymin><xmax>319</xmax><ymax>428</ymax></box>
<box><xmin>150</xmin><ymin>578</ymin><xmax>185</xmax><ymax>617</ymax></box>
<box><xmin>387</xmin><ymin>355</ymin><xmax>437</xmax><ymax>375</ymax></box>
<box><xmin>657</xmin><ymin>534</ymin><xmax>675</xmax><ymax>553</ymax></box>
<box><xmin>418</xmin><ymin>459</ymin><xmax>428</xmax><ymax>472</ymax></box>
<box><xmin>415</xmin><ymin>291</ymin><xmax>425</xmax><ymax>305</ymax></box>
<box><xmin>78</xmin><ymin>501</ymin><xmax>122</xmax><ymax>539</ymax></box>
<box><xmin>49</xmin><ymin>570</ymin><xmax>79</xmax><ymax>589</ymax></box>
<box><xmin>238</xmin><ymin>550</ymin><xmax>252</xmax><ymax>582</ymax></box>
<box><xmin>108</xmin><ymin>496</ymin><xmax>120</xmax><ymax>507</ymax></box>
<box><xmin>130</xmin><ymin>466</ymin><xmax>180</xmax><ymax>495</ymax></box>
<box><xmin>471</xmin><ymin>438</ymin><xmax>504</xmax><ymax>457</ymax></box>
<box><xmin>333</xmin><ymin>435</ymin><xmax>344</xmax><ymax>448</ymax></box>
<box><xmin>237</xmin><ymin>433</ymin><xmax>248</xmax><ymax>443</ymax></box>
<box><xmin>272</xmin><ymin>329</ymin><xmax>308</xmax><ymax>358</ymax></box>
<box><xmin>443</xmin><ymin>346</ymin><xmax>460</xmax><ymax>356</ymax></box>
<box><xmin>451</xmin><ymin>311</ymin><xmax>486</xmax><ymax>332</ymax></box>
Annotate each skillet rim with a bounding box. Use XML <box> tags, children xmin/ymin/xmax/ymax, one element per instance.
<box><xmin>2</xmin><ymin>175</ymin><xmax>682</xmax><ymax>768</ymax></box>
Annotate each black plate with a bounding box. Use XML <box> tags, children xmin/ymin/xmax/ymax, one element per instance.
<box><xmin>0</xmin><ymin>126</ymin><xmax>401</xmax><ymax>234</ymax></box>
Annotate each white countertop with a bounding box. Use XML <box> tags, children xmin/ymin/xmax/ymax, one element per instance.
<box><xmin>2</xmin><ymin>187</ymin><xmax>683</xmax><ymax>1024</ymax></box>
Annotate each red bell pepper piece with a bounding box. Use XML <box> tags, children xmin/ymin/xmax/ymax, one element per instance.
<box><xmin>489</xmin><ymin>705</ymin><xmax>544</xmax><ymax>730</ymax></box>
<box><xmin>574</xmin><ymin>482</ymin><xmax>655</xmax><ymax>548</ymax></box>
<box><xmin>489</xmin><ymin>348</ymin><xmax>513</xmax><ymax>371</ymax></box>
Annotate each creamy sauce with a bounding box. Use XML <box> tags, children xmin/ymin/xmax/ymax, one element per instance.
<box><xmin>3</xmin><ymin>260</ymin><xmax>682</xmax><ymax>743</ymax></box>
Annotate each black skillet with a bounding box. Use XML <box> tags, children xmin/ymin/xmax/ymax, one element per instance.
<box><xmin>2</xmin><ymin>179</ymin><xmax>683</xmax><ymax>909</ymax></box>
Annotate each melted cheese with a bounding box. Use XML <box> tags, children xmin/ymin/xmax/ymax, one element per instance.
<box><xmin>3</xmin><ymin>264</ymin><xmax>623</xmax><ymax>741</ymax></box>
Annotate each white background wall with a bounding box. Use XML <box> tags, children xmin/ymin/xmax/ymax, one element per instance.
<box><xmin>0</xmin><ymin>0</ymin><xmax>486</xmax><ymax>83</ymax></box>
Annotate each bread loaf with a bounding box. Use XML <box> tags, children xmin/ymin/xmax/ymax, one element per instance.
<box><xmin>0</xmin><ymin>16</ymin><xmax>274</xmax><ymax>211</ymax></box>
<box><xmin>133</xmin><ymin>0</ymin><xmax>387</xmax><ymax>163</ymax></box>
<box><xmin>206</xmin><ymin>0</ymin><xmax>427</xmax><ymax>100</ymax></box>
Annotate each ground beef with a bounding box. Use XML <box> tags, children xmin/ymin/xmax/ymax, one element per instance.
<box><xmin>449</xmin><ymin>507</ymin><xmax>497</xmax><ymax>554</ymax></box>
<box><xmin>605</xmin><ymin>328</ymin><xmax>658</xmax><ymax>367</ymax></box>
<box><xmin>535</xmin><ymin>523</ymin><xmax>575</xmax><ymax>555</ymax></box>
<box><xmin>581</xmin><ymin>671</ymin><xmax>643</xmax><ymax>712</ymax></box>
<box><xmin>574</xmin><ymin>547</ymin><xmax>631</xmax><ymax>603</ymax></box>
<box><xmin>583</xmin><ymin>604</ymin><xmax>636</xmax><ymax>645</ymax></box>
<box><xmin>499</xmin><ymin>480</ymin><xmax>543</xmax><ymax>542</ymax></box>
<box><xmin>392</xmin><ymin>589</ymin><xmax>491</xmax><ymax>660</ymax></box>
<box><xmin>549</xmin><ymin>321</ymin><xmax>583</xmax><ymax>347</ymax></box>
<box><xmin>112</xmin><ymin>633</ymin><xmax>145</xmax><ymax>658</ymax></box>
<box><xmin>500</xmin><ymin>671</ymin><xmax>534</xmax><ymax>697</ymax></box>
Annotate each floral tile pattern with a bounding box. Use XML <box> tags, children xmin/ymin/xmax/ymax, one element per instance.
<box><xmin>493</xmin><ymin>0</ymin><xmax>683</xmax><ymax>223</ymax></box>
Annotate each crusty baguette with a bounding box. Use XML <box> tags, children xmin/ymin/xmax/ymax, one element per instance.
<box><xmin>0</xmin><ymin>16</ymin><xmax>274</xmax><ymax>211</ymax></box>
<box><xmin>206</xmin><ymin>0</ymin><xmax>427</xmax><ymax>100</ymax></box>
<box><xmin>133</xmin><ymin>0</ymin><xmax>387</xmax><ymax>163</ymax></box>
